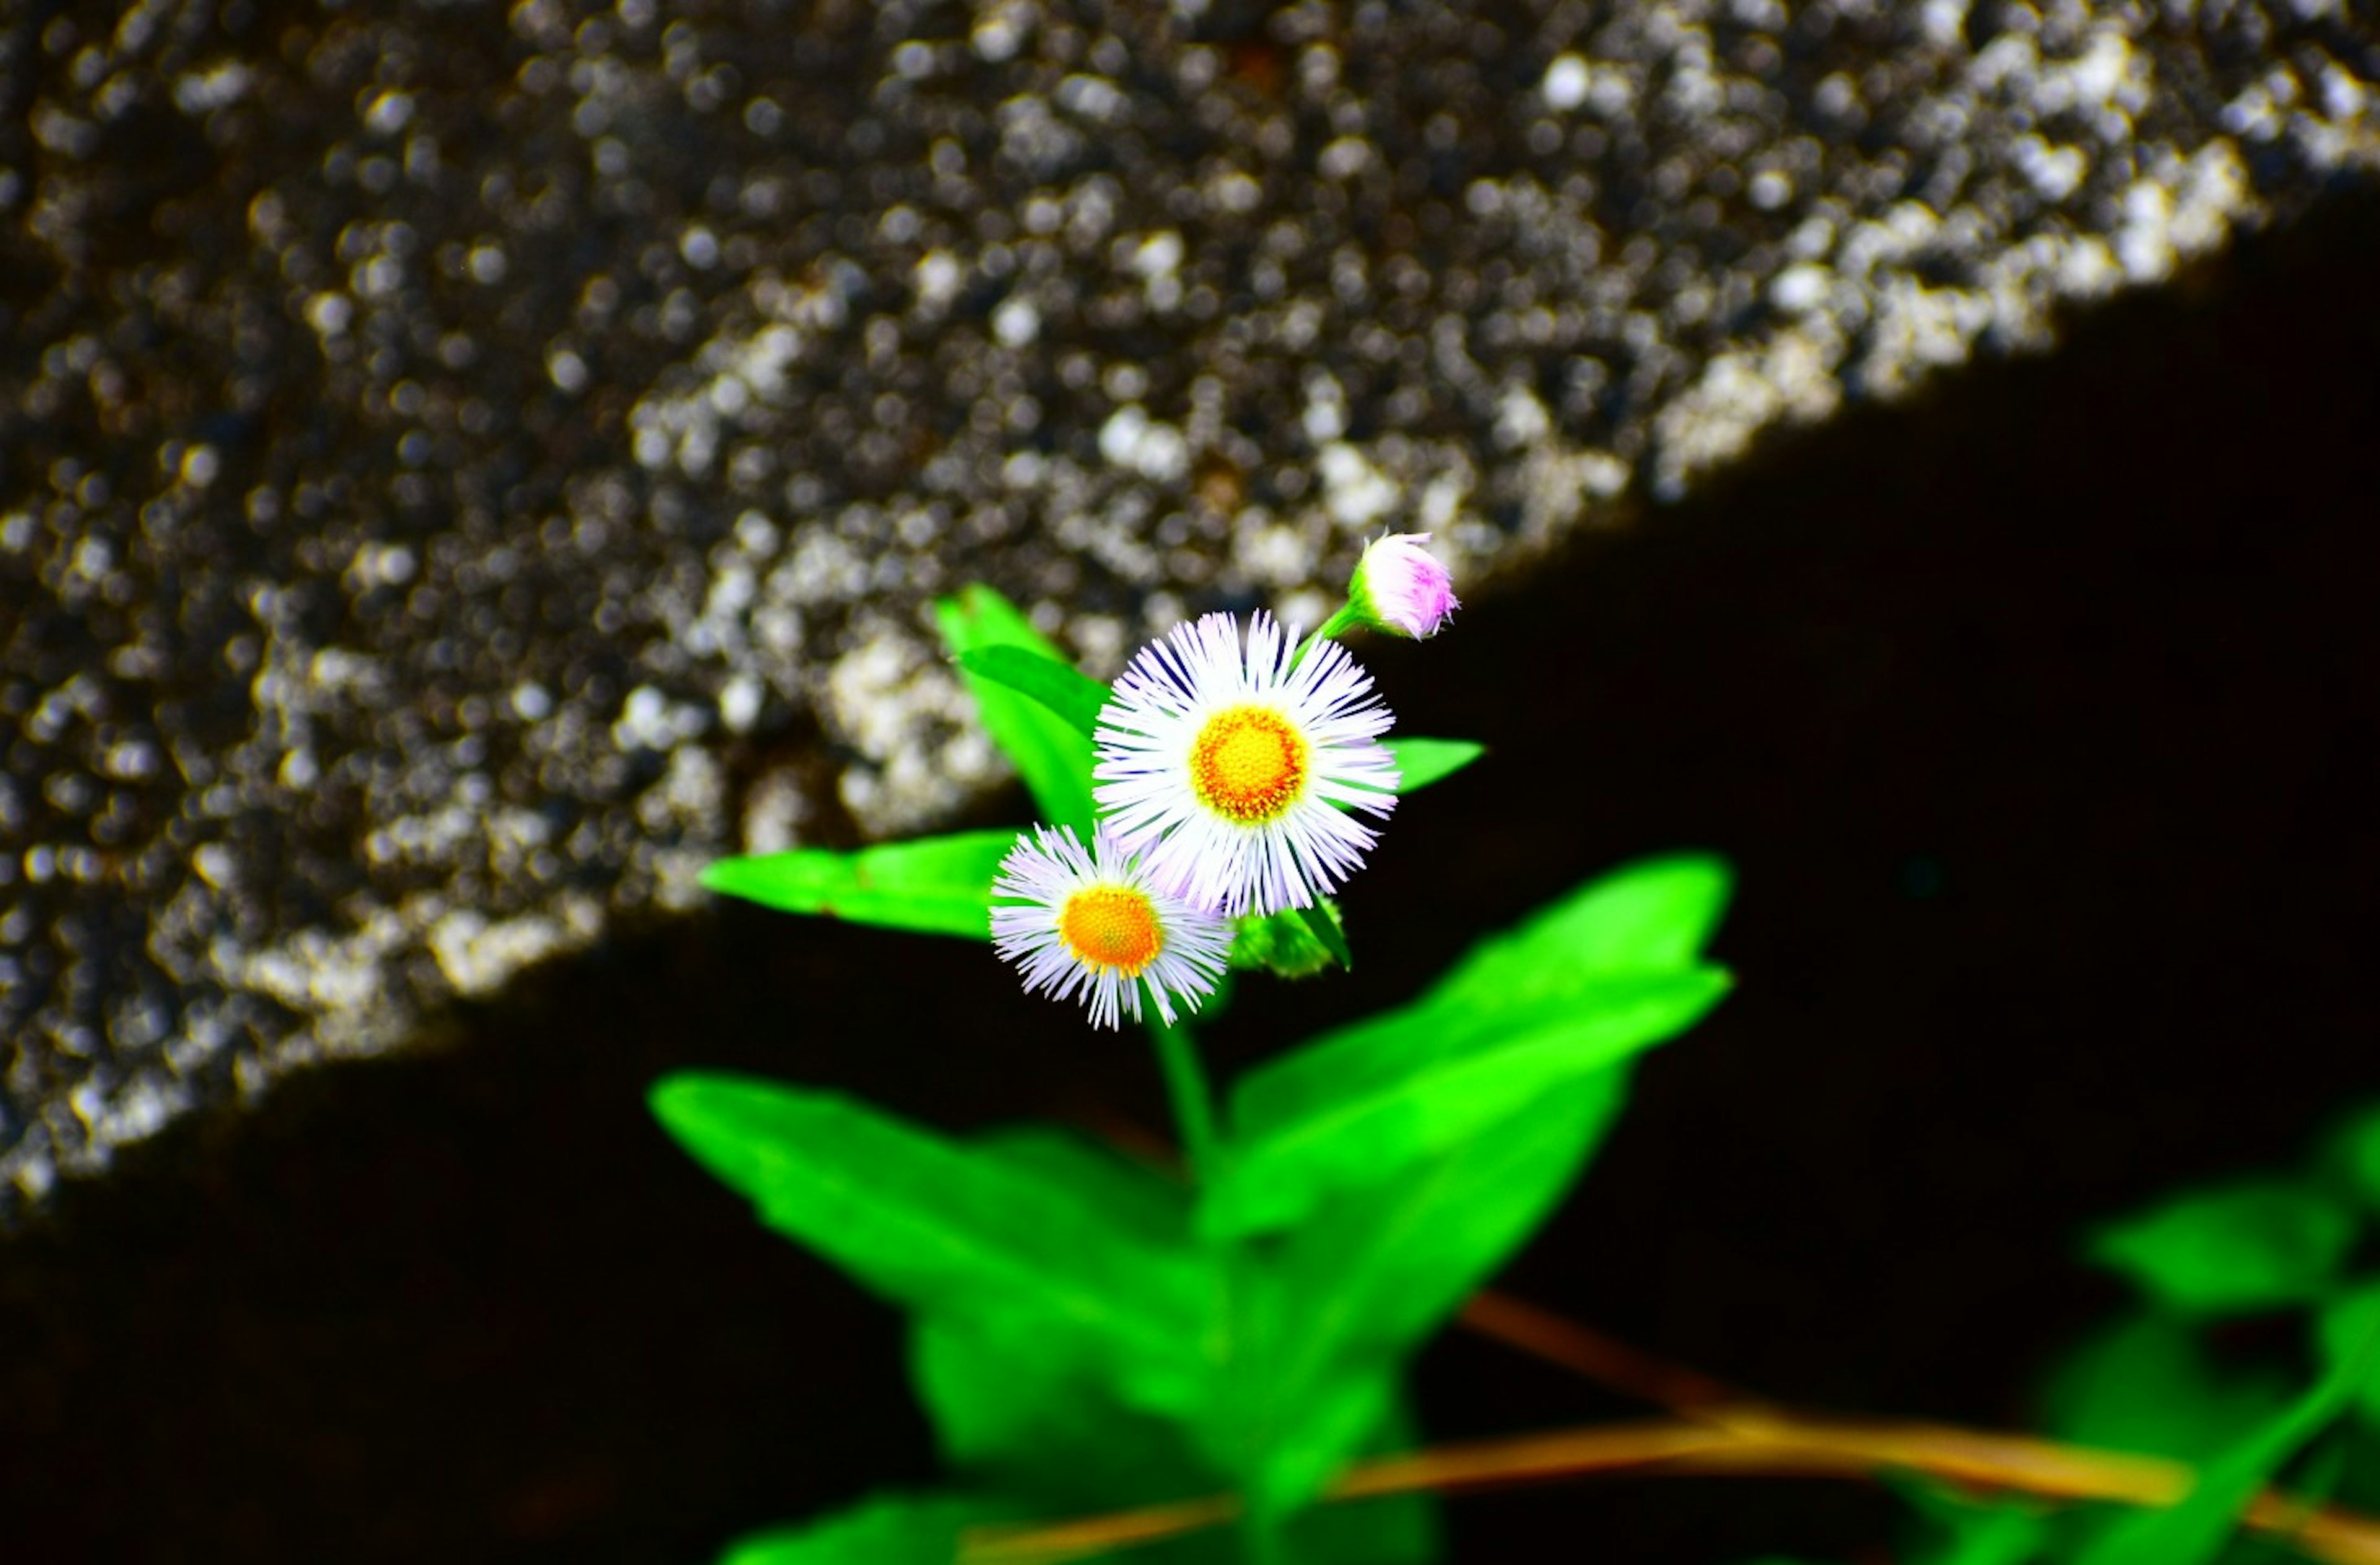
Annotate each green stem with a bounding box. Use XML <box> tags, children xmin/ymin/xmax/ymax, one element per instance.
<box><xmin>1289</xmin><ymin>603</ymin><xmax>1362</xmax><ymax>671</ymax></box>
<box><xmin>1147</xmin><ymin>1013</ymin><xmax>1219</xmax><ymax>1185</ymax></box>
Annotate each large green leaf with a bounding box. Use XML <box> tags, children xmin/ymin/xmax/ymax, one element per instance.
<box><xmin>2075</xmin><ymin>1303</ymin><xmax>2380</xmax><ymax>1565</ymax></box>
<box><xmin>650</xmin><ymin>1075</ymin><xmax>1213</xmax><ymax>1415</ymax></box>
<box><xmin>1429</xmin><ymin>852</ymin><xmax>1734</xmax><ymax>1009</ymax></box>
<box><xmin>700</xmin><ymin>831</ymin><xmax>1014</xmax><ymax>939</ymax></box>
<box><xmin>936</xmin><ymin>585</ymin><xmax>1100</xmax><ymax>832</ymax></box>
<box><xmin>1381</xmin><ymin>737</ymin><xmax>1484</xmax><ymax>793</ymax></box>
<box><xmin>954</xmin><ymin>645</ymin><xmax>1111</xmax><ymax>741</ymax></box>
<box><xmin>2042</xmin><ymin>1315</ymin><xmax>2293</xmax><ymax>1464</ymax></box>
<box><xmin>1223</xmin><ymin>1072</ymin><xmax>1631</xmax><ymax>1514</ymax></box>
<box><xmin>1204</xmin><ymin>969</ymin><xmax>1727</xmax><ymax>1237</ymax></box>
<box><xmin>905</xmin><ymin>1131</ymin><xmax>1204</xmax><ymax>1505</ymax></box>
<box><xmin>2087</xmin><ymin>1179</ymin><xmax>2355</xmax><ymax>1317</ymax></box>
<box><xmin>911</xmin><ymin>1312</ymin><xmax>1209</xmax><ymax>1511</ymax></box>
<box><xmin>717</xmin><ymin>1491</ymin><xmax>1017</xmax><ymax>1564</ymax></box>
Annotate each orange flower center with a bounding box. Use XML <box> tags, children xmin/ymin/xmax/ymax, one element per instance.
<box><xmin>1058</xmin><ymin>885</ymin><xmax>1164</xmax><ymax>976</ymax></box>
<box><xmin>1189</xmin><ymin>705</ymin><xmax>1309</xmax><ymax>824</ymax></box>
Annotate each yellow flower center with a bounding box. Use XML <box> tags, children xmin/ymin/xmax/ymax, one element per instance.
<box><xmin>1188</xmin><ymin>704</ymin><xmax>1309</xmax><ymax>824</ymax></box>
<box><xmin>1058</xmin><ymin>885</ymin><xmax>1164</xmax><ymax>976</ymax></box>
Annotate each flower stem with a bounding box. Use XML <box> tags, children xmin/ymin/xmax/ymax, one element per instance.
<box><xmin>1289</xmin><ymin>604</ymin><xmax>1362</xmax><ymax>671</ymax></box>
<box><xmin>1147</xmin><ymin>1013</ymin><xmax>1219</xmax><ymax>1185</ymax></box>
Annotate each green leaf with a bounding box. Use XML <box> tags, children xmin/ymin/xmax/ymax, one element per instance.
<box><xmin>717</xmin><ymin>1491</ymin><xmax>1017</xmax><ymax>1564</ymax></box>
<box><xmin>954</xmin><ymin>645</ymin><xmax>1111</xmax><ymax>741</ymax></box>
<box><xmin>1232</xmin><ymin>903</ymin><xmax>1342</xmax><ymax>979</ymax></box>
<box><xmin>2075</xmin><ymin>1301</ymin><xmax>2380</xmax><ymax>1565</ymax></box>
<box><xmin>2317</xmin><ymin>1280</ymin><xmax>2380</xmax><ymax>1427</ymax></box>
<box><xmin>2042</xmin><ymin>1316</ymin><xmax>2292</xmax><ymax>1463</ymax></box>
<box><xmin>1297</xmin><ymin>901</ymin><xmax>1352</xmax><ymax>971</ymax></box>
<box><xmin>1897</xmin><ymin>1481</ymin><xmax>2052</xmax><ymax>1565</ymax></box>
<box><xmin>1382</xmin><ymin>737</ymin><xmax>1484</xmax><ymax>793</ymax></box>
<box><xmin>650</xmin><ymin>1073</ymin><xmax>1213</xmax><ymax>1415</ymax></box>
<box><xmin>2321</xmin><ymin>1103</ymin><xmax>2380</xmax><ymax>1215</ymax></box>
<box><xmin>2087</xmin><ymin>1179</ymin><xmax>2355</xmax><ymax>1316</ymax></box>
<box><xmin>1205</xmin><ymin>969</ymin><xmax>1728</xmax><ymax>1237</ymax></box>
<box><xmin>936</xmin><ymin>585</ymin><xmax>1100</xmax><ymax>833</ymax></box>
<box><xmin>700</xmin><ymin>831</ymin><xmax>1015</xmax><ymax>939</ymax></box>
<box><xmin>910</xmin><ymin>1313</ymin><xmax>1208</xmax><ymax>1512</ymax></box>
<box><xmin>1429</xmin><ymin>852</ymin><xmax>1734</xmax><ymax>1011</ymax></box>
<box><xmin>1224</xmin><ymin>1073</ymin><xmax>1631</xmax><ymax>1514</ymax></box>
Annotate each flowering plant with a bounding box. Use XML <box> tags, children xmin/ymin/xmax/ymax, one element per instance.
<box><xmin>653</xmin><ymin>545</ymin><xmax>1735</xmax><ymax>1563</ymax></box>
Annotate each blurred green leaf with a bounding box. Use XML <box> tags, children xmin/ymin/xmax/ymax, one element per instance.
<box><xmin>1224</xmin><ymin>1073</ymin><xmax>1630</xmax><ymax>1514</ymax></box>
<box><xmin>650</xmin><ymin>1074</ymin><xmax>1212</xmax><ymax>1415</ymax></box>
<box><xmin>911</xmin><ymin>1312</ymin><xmax>1205</xmax><ymax>1511</ymax></box>
<box><xmin>2317</xmin><ymin>1281</ymin><xmax>2380</xmax><ymax>1427</ymax></box>
<box><xmin>717</xmin><ymin>1491</ymin><xmax>1016</xmax><ymax>1564</ymax></box>
<box><xmin>971</xmin><ymin>1126</ymin><xmax>1191</xmax><ymax>1248</ymax></box>
<box><xmin>1430</xmin><ymin>852</ymin><xmax>1734</xmax><ymax>1010</ymax></box>
<box><xmin>2087</xmin><ymin>1180</ymin><xmax>2355</xmax><ymax>1317</ymax></box>
<box><xmin>1232</xmin><ymin>903</ymin><xmax>1343</xmax><ymax>979</ymax></box>
<box><xmin>1897</xmin><ymin>1481</ymin><xmax>2051</xmax><ymax>1565</ymax></box>
<box><xmin>1382</xmin><ymin>738</ymin><xmax>1484</xmax><ymax>793</ymax></box>
<box><xmin>2043</xmin><ymin>1316</ymin><xmax>2292</xmax><ymax>1465</ymax></box>
<box><xmin>936</xmin><ymin>585</ymin><xmax>1100</xmax><ymax>833</ymax></box>
<box><xmin>2321</xmin><ymin>1104</ymin><xmax>2380</xmax><ymax>1215</ymax></box>
<box><xmin>954</xmin><ymin>645</ymin><xmax>1111</xmax><ymax>741</ymax></box>
<box><xmin>700</xmin><ymin>831</ymin><xmax>1013</xmax><ymax>938</ymax></box>
<box><xmin>1205</xmin><ymin>969</ymin><xmax>1726</xmax><ymax>1238</ymax></box>
<box><xmin>2075</xmin><ymin>1302</ymin><xmax>2380</xmax><ymax>1565</ymax></box>
<box><xmin>1297</xmin><ymin>902</ymin><xmax>1353</xmax><ymax>972</ymax></box>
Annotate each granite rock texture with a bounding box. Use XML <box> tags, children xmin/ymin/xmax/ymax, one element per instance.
<box><xmin>2</xmin><ymin>0</ymin><xmax>2376</xmax><ymax>1212</ymax></box>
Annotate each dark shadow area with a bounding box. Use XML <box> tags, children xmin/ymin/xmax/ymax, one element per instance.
<box><xmin>5</xmin><ymin>187</ymin><xmax>2379</xmax><ymax>1561</ymax></box>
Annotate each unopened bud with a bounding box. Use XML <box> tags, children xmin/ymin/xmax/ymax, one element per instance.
<box><xmin>1346</xmin><ymin>532</ymin><xmax>1458</xmax><ymax>639</ymax></box>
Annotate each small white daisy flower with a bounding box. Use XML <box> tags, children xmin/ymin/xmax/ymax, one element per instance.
<box><xmin>990</xmin><ymin>824</ymin><xmax>1233</xmax><ymax>1030</ymax></box>
<box><xmin>1092</xmin><ymin>611</ymin><xmax>1399</xmax><ymax>917</ymax></box>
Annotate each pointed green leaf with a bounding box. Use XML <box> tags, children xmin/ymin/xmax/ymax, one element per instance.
<box><xmin>650</xmin><ymin>1074</ymin><xmax>1211</xmax><ymax>1414</ymax></box>
<box><xmin>1430</xmin><ymin>853</ymin><xmax>1734</xmax><ymax>1011</ymax></box>
<box><xmin>700</xmin><ymin>831</ymin><xmax>1015</xmax><ymax>938</ymax></box>
<box><xmin>1382</xmin><ymin>737</ymin><xmax>1484</xmax><ymax>793</ymax></box>
<box><xmin>1228</xmin><ymin>1073</ymin><xmax>1629</xmax><ymax>1513</ymax></box>
<box><xmin>2076</xmin><ymin>1300</ymin><xmax>2380</xmax><ymax>1565</ymax></box>
<box><xmin>954</xmin><ymin>645</ymin><xmax>1111</xmax><ymax>742</ymax></box>
<box><xmin>936</xmin><ymin>587</ymin><xmax>1100</xmax><ymax>832</ymax></box>
<box><xmin>911</xmin><ymin>1313</ymin><xmax>1210</xmax><ymax>1512</ymax></box>
<box><xmin>2042</xmin><ymin>1315</ymin><xmax>2293</xmax><ymax>1463</ymax></box>
<box><xmin>1205</xmin><ymin>969</ymin><xmax>1727</xmax><ymax>1237</ymax></box>
<box><xmin>1297</xmin><ymin>902</ymin><xmax>1352</xmax><ymax>971</ymax></box>
<box><xmin>906</xmin><ymin>1132</ymin><xmax>1197</xmax><ymax>1503</ymax></box>
<box><xmin>2087</xmin><ymin>1179</ymin><xmax>2355</xmax><ymax>1316</ymax></box>
<box><xmin>1232</xmin><ymin>904</ymin><xmax>1342</xmax><ymax>979</ymax></box>
<box><xmin>718</xmin><ymin>1491</ymin><xmax>1018</xmax><ymax>1564</ymax></box>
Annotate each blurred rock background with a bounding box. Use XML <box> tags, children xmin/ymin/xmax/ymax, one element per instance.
<box><xmin>5</xmin><ymin>0</ymin><xmax>2376</xmax><ymax>1208</ymax></box>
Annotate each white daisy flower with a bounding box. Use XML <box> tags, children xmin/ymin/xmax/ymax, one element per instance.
<box><xmin>990</xmin><ymin>824</ymin><xmax>1233</xmax><ymax>1030</ymax></box>
<box><xmin>1092</xmin><ymin>611</ymin><xmax>1399</xmax><ymax>917</ymax></box>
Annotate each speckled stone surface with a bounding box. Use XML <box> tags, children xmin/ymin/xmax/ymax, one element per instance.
<box><xmin>2</xmin><ymin>0</ymin><xmax>2376</xmax><ymax>1211</ymax></box>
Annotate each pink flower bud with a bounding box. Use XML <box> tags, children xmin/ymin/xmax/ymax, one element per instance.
<box><xmin>1348</xmin><ymin>532</ymin><xmax>1459</xmax><ymax>639</ymax></box>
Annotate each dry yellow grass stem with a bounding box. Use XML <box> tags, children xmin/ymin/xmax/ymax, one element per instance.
<box><xmin>958</xmin><ymin>1290</ymin><xmax>2380</xmax><ymax>1565</ymax></box>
